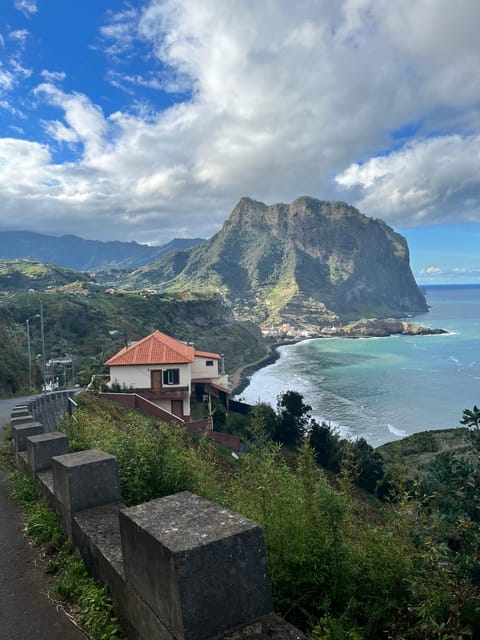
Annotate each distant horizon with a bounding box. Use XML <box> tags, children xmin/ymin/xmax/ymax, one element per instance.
<box><xmin>421</xmin><ymin>282</ymin><xmax>480</xmax><ymax>288</ymax></box>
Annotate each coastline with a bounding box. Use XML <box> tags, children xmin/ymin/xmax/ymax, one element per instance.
<box><xmin>230</xmin><ymin>321</ymin><xmax>449</xmax><ymax>398</ymax></box>
<box><xmin>230</xmin><ymin>339</ymin><xmax>302</xmax><ymax>397</ymax></box>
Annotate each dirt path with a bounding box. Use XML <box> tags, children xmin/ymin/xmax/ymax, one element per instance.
<box><xmin>0</xmin><ymin>396</ymin><xmax>86</xmax><ymax>640</ymax></box>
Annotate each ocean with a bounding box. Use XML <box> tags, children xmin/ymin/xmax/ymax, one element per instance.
<box><xmin>237</xmin><ymin>285</ymin><xmax>480</xmax><ymax>447</ymax></box>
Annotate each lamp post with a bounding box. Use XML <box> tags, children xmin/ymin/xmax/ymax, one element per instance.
<box><xmin>26</xmin><ymin>313</ymin><xmax>40</xmax><ymax>392</ymax></box>
<box><xmin>40</xmin><ymin>300</ymin><xmax>47</xmax><ymax>394</ymax></box>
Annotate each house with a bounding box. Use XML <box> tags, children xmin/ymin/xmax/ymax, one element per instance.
<box><xmin>105</xmin><ymin>330</ymin><xmax>230</xmax><ymax>420</ymax></box>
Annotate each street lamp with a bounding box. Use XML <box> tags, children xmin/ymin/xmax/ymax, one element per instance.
<box><xmin>26</xmin><ymin>314</ymin><xmax>40</xmax><ymax>392</ymax></box>
<box><xmin>40</xmin><ymin>300</ymin><xmax>47</xmax><ymax>394</ymax></box>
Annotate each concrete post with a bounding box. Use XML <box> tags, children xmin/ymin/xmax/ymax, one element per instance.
<box><xmin>12</xmin><ymin>422</ymin><xmax>44</xmax><ymax>455</ymax></box>
<box><xmin>11</xmin><ymin>406</ymin><xmax>30</xmax><ymax>418</ymax></box>
<box><xmin>119</xmin><ymin>492</ymin><xmax>272</xmax><ymax>640</ymax></box>
<box><xmin>10</xmin><ymin>415</ymin><xmax>35</xmax><ymax>428</ymax></box>
<box><xmin>27</xmin><ymin>431</ymin><xmax>69</xmax><ymax>477</ymax></box>
<box><xmin>52</xmin><ymin>450</ymin><xmax>121</xmax><ymax>540</ymax></box>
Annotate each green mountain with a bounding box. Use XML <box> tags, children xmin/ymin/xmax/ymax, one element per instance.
<box><xmin>0</xmin><ymin>230</ymin><xmax>204</xmax><ymax>271</ymax></box>
<box><xmin>127</xmin><ymin>197</ymin><xmax>427</xmax><ymax>325</ymax></box>
<box><xmin>0</xmin><ymin>259</ymin><xmax>91</xmax><ymax>292</ymax></box>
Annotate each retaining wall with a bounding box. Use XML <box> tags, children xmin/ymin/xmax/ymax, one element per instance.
<box><xmin>27</xmin><ymin>390</ymin><xmax>77</xmax><ymax>433</ymax></box>
<box><xmin>8</xmin><ymin>395</ymin><xmax>306</xmax><ymax>640</ymax></box>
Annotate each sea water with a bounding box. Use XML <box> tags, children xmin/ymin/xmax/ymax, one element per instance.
<box><xmin>237</xmin><ymin>285</ymin><xmax>480</xmax><ymax>447</ymax></box>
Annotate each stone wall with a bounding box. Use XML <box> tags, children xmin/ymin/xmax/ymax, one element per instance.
<box><xmin>8</xmin><ymin>396</ymin><xmax>307</xmax><ymax>640</ymax></box>
<box><xmin>26</xmin><ymin>390</ymin><xmax>77</xmax><ymax>433</ymax></box>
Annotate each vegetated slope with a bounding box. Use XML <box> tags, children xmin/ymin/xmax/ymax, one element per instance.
<box><xmin>377</xmin><ymin>427</ymin><xmax>473</xmax><ymax>476</ymax></box>
<box><xmin>0</xmin><ymin>259</ymin><xmax>90</xmax><ymax>291</ymax></box>
<box><xmin>0</xmin><ymin>230</ymin><xmax>204</xmax><ymax>270</ymax></box>
<box><xmin>0</xmin><ymin>289</ymin><xmax>267</xmax><ymax>394</ymax></box>
<box><xmin>127</xmin><ymin>196</ymin><xmax>427</xmax><ymax>325</ymax></box>
<box><xmin>61</xmin><ymin>394</ymin><xmax>480</xmax><ymax>640</ymax></box>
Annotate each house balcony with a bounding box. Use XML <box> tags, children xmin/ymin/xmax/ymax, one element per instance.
<box><xmin>135</xmin><ymin>387</ymin><xmax>190</xmax><ymax>401</ymax></box>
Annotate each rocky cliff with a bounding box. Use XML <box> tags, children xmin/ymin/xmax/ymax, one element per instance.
<box><xmin>130</xmin><ymin>197</ymin><xmax>428</xmax><ymax>326</ymax></box>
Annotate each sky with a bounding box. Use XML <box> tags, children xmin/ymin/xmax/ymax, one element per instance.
<box><xmin>1</xmin><ymin>1</ymin><xmax>480</xmax><ymax>283</ymax></box>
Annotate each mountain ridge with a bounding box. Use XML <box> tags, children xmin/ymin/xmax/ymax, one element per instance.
<box><xmin>0</xmin><ymin>230</ymin><xmax>205</xmax><ymax>271</ymax></box>
<box><xmin>127</xmin><ymin>196</ymin><xmax>427</xmax><ymax>326</ymax></box>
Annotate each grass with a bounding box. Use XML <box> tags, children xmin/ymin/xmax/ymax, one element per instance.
<box><xmin>0</xmin><ymin>433</ymin><xmax>124</xmax><ymax>640</ymax></box>
<box><xmin>378</xmin><ymin>427</ymin><xmax>473</xmax><ymax>477</ymax></box>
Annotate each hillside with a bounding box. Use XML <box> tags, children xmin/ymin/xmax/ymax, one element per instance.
<box><xmin>377</xmin><ymin>427</ymin><xmax>473</xmax><ymax>476</ymax></box>
<box><xmin>0</xmin><ymin>259</ymin><xmax>91</xmax><ymax>292</ymax></box>
<box><xmin>127</xmin><ymin>197</ymin><xmax>427</xmax><ymax>326</ymax></box>
<box><xmin>0</xmin><ymin>287</ymin><xmax>267</xmax><ymax>395</ymax></box>
<box><xmin>0</xmin><ymin>231</ymin><xmax>204</xmax><ymax>271</ymax></box>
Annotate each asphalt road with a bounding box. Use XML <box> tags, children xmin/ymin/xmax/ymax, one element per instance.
<box><xmin>0</xmin><ymin>395</ymin><xmax>86</xmax><ymax>639</ymax></box>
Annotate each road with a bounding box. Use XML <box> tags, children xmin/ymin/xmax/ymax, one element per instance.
<box><xmin>0</xmin><ymin>395</ymin><xmax>86</xmax><ymax>639</ymax></box>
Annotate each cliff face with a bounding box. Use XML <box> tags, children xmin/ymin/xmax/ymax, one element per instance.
<box><xmin>137</xmin><ymin>197</ymin><xmax>427</xmax><ymax>325</ymax></box>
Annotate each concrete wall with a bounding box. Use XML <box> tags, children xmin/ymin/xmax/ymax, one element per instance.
<box><xmin>8</xmin><ymin>397</ymin><xmax>306</xmax><ymax>640</ymax></box>
<box><xmin>191</xmin><ymin>356</ymin><xmax>219</xmax><ymax>379</ymax></box>
<box><xmin>27</xmin><ymin>390</ymin><xmax>77</xmax><ymax>433</ymax></box>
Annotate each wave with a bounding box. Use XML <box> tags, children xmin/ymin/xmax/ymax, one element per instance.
<box><xmin>314</xmin><ymin>416</ymin><xmax>354</xmax><ymax>440</ymax></box>
<box><xmin>387</xmin><ymin>424</ymin><xmax>408</xmax><ymax>437</ymax></box>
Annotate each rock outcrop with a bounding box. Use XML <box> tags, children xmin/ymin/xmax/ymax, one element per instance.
<box><xmin>341</xmin><ymin>319</ymin><xmax>447</xmax><ymax>337</ymax></box>
<box><xmin>131</xmin><ymin>196</ymin><xmax>428</xmax><ymax>325</ymax></box>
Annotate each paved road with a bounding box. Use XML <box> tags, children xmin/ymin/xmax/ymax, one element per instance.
<box><xmin>0</xmin><ymin>396</ymin><xmax>86</xmax><ymax>639</ymax></box>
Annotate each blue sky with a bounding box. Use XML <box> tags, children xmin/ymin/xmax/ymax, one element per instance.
<box><xmin>1</xmin><ymin>1</ymin><xmax>480</xmax><ymax>283</ymax></box>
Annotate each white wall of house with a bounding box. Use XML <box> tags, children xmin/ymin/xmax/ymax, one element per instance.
<box><xmin>150</xmin><ymin>398</ymin><xmax>191</xmax><ymax>419</ymax></box>
<box><xmin>109</xmin><ymin>363</ymin><xmax>192</xmax><ymax>389</ymax></box>
<box><xmin>191</xmin><ymin>356</ymin><xmax>219</xmax><ymax>380</ymax></box>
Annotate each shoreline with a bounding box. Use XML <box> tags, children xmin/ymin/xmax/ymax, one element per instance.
<box><xmin>232</xmin><ymin>336</ymin><xmax>308</xmax><ymax>396</ymax></box>
<box><xmin>230</xmin><ymin>339</ymin><xmax>302</xmax><ymax>397</ymax></box>
<box><xmin>230</xmin><ymin>322</ymin><xmax>449</xmax><ymax>397</ymax></box>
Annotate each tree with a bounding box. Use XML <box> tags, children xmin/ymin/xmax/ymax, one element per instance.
<box><xmin>351</xmin><ymin>437</ymin><xmax>384</xmax><ymax>493</ymax></box>
<box><xmin>309</xmin><ymin>420</ymin><xmax>343</xmax><ymax>471</ymax></box>
<box><xmin>275</xmin><ymin>391</ymin><xmax>312</xmax><ymax>448</ymax></box>
<box><xmin>460</xmin><ymin>405</ymin><xmax>480</xmax><ymax>429</ymax></box>
<box><xmin>247</xmin><ymin>402</ymin><xmax>278</xmax><ymax>442</ymax></box>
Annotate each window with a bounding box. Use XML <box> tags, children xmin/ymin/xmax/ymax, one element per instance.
<box><xmin>206</xmin><ymin>360</ymin><xmax>214</xmax><ymax>367</ymax></box>
<box><xmin>163</xmin><ymin>369</ymin><xmax>180</xmax><ymax>385</ymax></box>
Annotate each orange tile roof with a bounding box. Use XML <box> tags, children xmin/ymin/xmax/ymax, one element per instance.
<box><xmin>105</xmin><ymin>330</ymin><xmax>196</xmax><ymax>366</ymax></box>
<box><xmin>195</xmin><ymin>350</ymin><xmax>221</xmax><ymax>360</ymax></box>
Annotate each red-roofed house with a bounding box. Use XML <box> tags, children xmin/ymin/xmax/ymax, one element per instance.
<box><xmin>105</xmin><ymin>330</ymin><xmax>230</xmax><ymax>420</ymax></box>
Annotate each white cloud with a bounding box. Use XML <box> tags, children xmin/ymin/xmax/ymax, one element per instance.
<box><xmin>41</xmin><ymin>70</ymin><xmax>66</xmax><ymax>83</ymax></box>
<box><xmin>14</xmin><ymin>0</ymin><xmax>37</xmax><ymax>16</ymax></box>
<box><xmin>99</xmin><ymin>8</ymin><xmax>139</xmax><ymax>57</ymax></box>
<box><xmin>34</xmin><ymin>84</ymin><xmax>107</xmax><ymax>160</ymax></box>
<box><xmin>0</xmin><ymin>68</ymin><xmax>14</xmax><ymax>91</ymax></box>
<box><xmin>3</xmin><ymin>0</ymin><xmax>480</xmax><ymax>243</ymax></box>
<box><xmin>336</xmin><ymin>135</ymin><xmax>480</xmax><ymax>226</ymax></box>
<box><xmin>9</xmin><ymin>29</ymin><xmax>29</xmax><ymax>45</ymax></box>
<box><xmin>418</xmin><ymin>266</ymin><xmax>480</xmax><ymax>281</ymax></box>
<box><xmin>41</xmin><ymin>120</ymin><xmax>80</xmax><ymax>144</ymax></box>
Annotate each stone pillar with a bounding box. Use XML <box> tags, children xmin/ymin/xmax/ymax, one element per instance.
<box><xmin>27</xmin><ymin>431</ymin><xmax>69</xmax><ymax>477</ymax></box>
<box><xmin>11</xmin><ymin>405</ymin><xmax>29</xmax><ymax>418</ymax></box>
<box><xmin>12</xmin><ymin>422</ymin><xmax>44</xmax><ymax>455</ymax></box>
<box><xmin>52</xmin><ymin>449</ymin><xmax>121</xmax><ymax>540</ymax></box>
<box><xmin>10</xmin><ymin>415</ymin><xmax>35</xmax><ymax>428</ymax></box>
<box><xmin>119</xmin><ymin>492</ymin><xmax>272</xmax><ymax>640</ymax></box>
<box><xmin>12</xmin><ymin>422</ymin><xmax>44</xmax><ymax>469</ymax></box>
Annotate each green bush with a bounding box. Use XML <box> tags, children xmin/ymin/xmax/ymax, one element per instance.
<box><xmin>57</xmin><ymin>394</ymin><xmax>480</xmax><ymax>638</ymax></box>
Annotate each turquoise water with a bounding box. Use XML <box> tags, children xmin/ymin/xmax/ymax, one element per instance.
<box><xmin>238</xmin><ymin>285</ymin><xmax>480</xmax><ymax>446</ymax></box>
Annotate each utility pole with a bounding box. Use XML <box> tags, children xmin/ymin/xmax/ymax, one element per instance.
<box><xmin>26</xmin><ymin>313</ymin><xmax>40</xmax><ymax>392</ymax></box>
<box><xmin>40</xmin><ymin>300</ymin><xmax>47</xmax><ymax>394</ymax></box>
